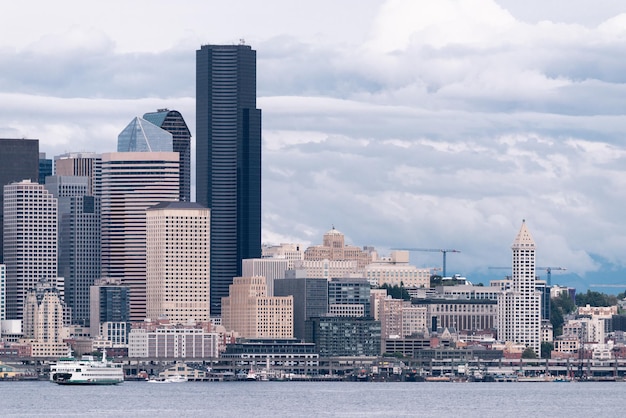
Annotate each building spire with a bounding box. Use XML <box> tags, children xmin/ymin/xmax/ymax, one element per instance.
<box><xmin>512</xmin><ymin>219</ymin><xmax>535</xmax><ymax>249</ymax></box>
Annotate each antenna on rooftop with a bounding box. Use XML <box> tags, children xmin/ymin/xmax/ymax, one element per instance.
<box><xmin>239</xmin><ymin>38</ymin><xmax>246</xmax><ymax>45</ymax></box>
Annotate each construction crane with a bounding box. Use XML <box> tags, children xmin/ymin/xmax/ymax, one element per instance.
<box><xmin>488</xmin><ymin>266</ymin><xmax>566</xmax><ymax>286</ymax></box>
<box><xmin>393</xmin><ymin>248</ymin><xmax>461</xmax><ymax>278</ymax></box>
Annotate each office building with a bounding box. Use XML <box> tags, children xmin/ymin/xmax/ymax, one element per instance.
<box><xmin>146</xmin><ymin>202</ymin><xmax>210</xmax><ymax>324</ymax></box>
<box><xmin>274</xmin><ymin>278</ymin><xmax>328</xmax><ymax>340</ymax></box>
<box><xmin>364</xmin><ymin>251</ymin><xmax>430</xmax><ymax>288</ymax></box>
<box><xmin>497</xmin><ymin>221</ymin><xmax>542</xmax><ymax>356</ymax></box>
<box><xmin>304</xmin><ymin>227</ymin><xmax>372</xmax><ymax>269</ymax></box>
<box><xmin>143</xmin><ymin>109</ymin><xmax>192</xmax><ymax>202</ymax></box>
<box><xmin>117</xmin><ymin>116</ymin><xmax>173</xmax><ymax>153</ymax></box>
<box><xmin>3</xmin><ymin>180</ymin><xmax>58</xmax><ymax>320</ymax></box>
<box><xmin>242</xmin><ymin>258</ymin><xmax>289</xmax><ymax>296</ymax></box>
<box><xmin>0</xmin><ymin>138</ymin><xmax>39</xmax><ymax>263</ymax></box>
<box><xmin>221</xmin><ymin>276</ymin><xmax>293</xmax><ymax>339</ymax></box>
<box><xmin>328</xmin><ymin>278</ymin><xmax>372</xmax><ymax>317</ymax></box>
<box><xmin>0</xmin><ymin>264</ymin><xmax>5</xmax><ymax>320</ymax></box>
<box><xmin>38</xmin><ymin>152</ymin><xmax>52</xmax><ymax>184</ymax></box>
<box><xmin>100</xmin><ymin>152</ymin><xmax>179</xmax><ymax>320</ymax></box>
<box><xmin>262</xmin><ymin>243</ymin><xmax>304</xmax><ymax>269</ymax></box>
<box><xmin>305</xmin><ymin>316</ymin><xmax>381</xmax><ymax>357</ymax></box>
<box><xmin>54</xmin><ymin>152</ymin><xmax>102</xmax><ymax>197</ymax></box>
<box><xmin>196</xmin><ymin>44</ymin><xmax>262</xmax><ymax>316</ymax></box>
<box><xmin>45</xmin><ymin>176</ymin><xmax>100</xmax><ymax>326</ymax></box>
<box><xmin>128</xmin><ymin>327</ymin><xmax>219</xmax><ymax>358</ymax></box>
<box><xmin>89</xmin><ymin>279</ymin><xmax>130</xmax><ymax>342</ymax></box>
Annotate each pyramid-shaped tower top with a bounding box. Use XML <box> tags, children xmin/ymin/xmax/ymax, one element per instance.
<box><xmin>512</xmin><ymin>219</ymin><xmax>536</xmax><ymax>249</ymax></box>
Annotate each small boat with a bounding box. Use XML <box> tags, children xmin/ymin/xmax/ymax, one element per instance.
<box><xmin>50</xmin><ymin>349</ymin><xmax>124</xmax><ymax>385</ymax></box>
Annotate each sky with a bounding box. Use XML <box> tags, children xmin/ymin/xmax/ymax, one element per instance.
<box><xmin>1</xmin><ymin>0</ymin><xmax>626</xmax><ymax>291</ymax></box>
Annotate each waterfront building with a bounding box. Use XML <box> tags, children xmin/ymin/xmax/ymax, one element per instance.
<box><xmin>22</xmin><ymin>280</ymin><xmax>70</xmax><ymax>357</ymax></box>
<box><xmin>38</xmin><ymin>152</ymin><xmax>52</xmax><ymax>184</ymax></box>
<box><xmin>305</xmin><ymin>316</ymin><xmax>381</xmax><ymax>357</ymax></box>
<box><xmin>274</xmin><ymin>278</ymin><xmax>328</xmax><ymax>340</ymax></box>
<box><xmin>242</xmin><ymin>258</ymin><xmax>289</xmax><ymax>296</ymax></box>
<box><xmin>128</xmin><ymin>327</ymin><xmax>219</xmax><ymax>358</ymax></box>
<box><xmin>497</xmin><ymin>221</ymin><xmax>542</xmax><ymax>356</ymax></box>
<box><xmin>328</xmin><ymin>277</ymin><xmax>372</xmax><ymax>317</ymax></box>
<box><xmin>100</xmin><ymin>152</ymin><xmax>179</xmax><ymax>320</ymax></box>
<box><xmin>262</xmin><ymin>243</ymin><xmax>304</xmax><ymax>269</ymax></box>
<box><xmin>45</xmin><ymin>176</ymin><xmax>100</xmax><ymax>326</ymax></box>
<box><xmin>54</xmin><ymin>152</ymin><xmax>102</xmax><ymax>197</ymax></box>
<box><xmin>196</xmin><ymin>44</ymin><xmax>262</xmax><ymax>317</ymax></box>
<box><xmin>143</xmin><ymin>109</ymin><xmax>192</xmax><ymax>202</ymax></box>
<box><xmin>304</xmin><ymin>227</ymin><xmax>372</xmax><ymax>270</ymax></box>
<box><xmin>222</xmin><ymin>339</ymin><xmax>319</xmax><ymax>374</ymax></box>
<box><xmin>365</xmin><ymin>251</ymin><xmax>430</xmax><ymax>288</ymax></box>
<box><xmin>145</xmin><ymin>202</ymin><xmax>210</xmax><ymax>324</ymax></box>
<box><xmin>3</xmin><ymin>180</ymin><xmax>59</xmax><ymax>320</ymax></box>
<box><xmin>221</xmin><ymin>276</ymin><xmax>293</xmax><ymax>339</ymax></box>
<box><xmin>89</xmin><ymin>279</ymin><xmax>131</xmax><ymax>343</ymax></box>
<box><xmin>0</xmin><ymin>138</ymin><xmax>39</xmax><ymax>263</ymax></box>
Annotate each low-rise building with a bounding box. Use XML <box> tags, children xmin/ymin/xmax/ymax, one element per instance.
<box><xmin>128</xmin><ymin>327</ymin><xmax>219</xmax><ymax>358</ymax></box>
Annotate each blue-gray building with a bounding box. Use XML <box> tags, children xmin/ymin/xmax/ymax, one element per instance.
<box><xmin>196</xmin><ymin>44</ymin><xmax>262</xmax><ymax>317</ymax></box>
<box><xmin>328</xmin><ymin>278</ymin><xmax>372</xmax><ymax>317</ymax></box>
<box><xmin>274</xmin><ymin>277</ymin><xmax>329</xmax><ymax>340</ymax></box>
<box><xmin>143</xmin><ymin>109</ymin><xmax>192</xmax><ymax>202</ymax></box>
<box><xmin>305</xmin><ymin>316</ymin><xmax>381</xmax><ymax>357</ymax></box>
<box><xmin>117</xmin><ymin>117</ymin><xmax>173</xmax><ymax>153</ymax></box>
<box><xmin>38</xmin><ymin>152</ymin><xmax>52</xmax><ymax>184</ymax></box>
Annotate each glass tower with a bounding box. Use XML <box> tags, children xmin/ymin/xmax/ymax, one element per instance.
<box><xmin>196</xmin><ymin>44</ymin><xmax>262</xmax><ymax>316</ymax></box>
<box><xmin>143</xmin><ymin>109</ymin><xmax>192</xmax><ymax>202</ymax></box>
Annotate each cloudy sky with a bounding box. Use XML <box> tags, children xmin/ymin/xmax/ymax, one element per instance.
<box><xmin>2</xmin><ymin>0</ymin><xmax>626</xmax><ymax>290</ymax></box>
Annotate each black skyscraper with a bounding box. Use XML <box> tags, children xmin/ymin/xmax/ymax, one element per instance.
<box><xmin>196</xmin><ymin>44</ymin><xmax>262</xmax><ymax>316</ymax></box>
<box><xmin>0</xmin><ymin>138</ymin><xmax>39</xmax><ymax>263</ymax></box>
<box><xmin>143</xmin><ymin>109</ymin><xmax>192</xmax><ymax>202</ymax></box>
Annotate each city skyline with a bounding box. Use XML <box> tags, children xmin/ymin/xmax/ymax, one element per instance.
<box><xmin>2</xmin><ymin>1</ymin><xmax>626</xmax><ymax>290</ymax></box>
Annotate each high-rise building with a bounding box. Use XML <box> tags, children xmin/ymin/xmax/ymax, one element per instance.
<box><xmin>274</xmin><ymin>277</ymin><xmax>328</xmax><ymax>340</ymax></box>
<box><xmin>221</xmin><ymin>276</ymin><xmax>293</xmax><ymax>339</ymax></box>
<box><xmin>497</xmin><ymin>221</ymin><xmax>542</xmax><ymax>356</ymax></box>
<box><xmin>117</xmin><ymin>117</ymin><xmax>173</xmax><ymax>153</ymax></box>
<box><xmin>100</xmin><ymin>152</ymin><xmax>179</xmax><ymax>321</ymax></box>
<box><xmin>0</xmin><ymin>264</ymin><xmax>5</xmax><ymax>320</ymax></box>
<box><xmin>54</xmin><ymin>152</ymin><xmax>102</xmax><ymax>197</ymax></box>
<box><xmin>38</xmin><ymin>152</ymin><xmax>52</xmax><ymax>184</ymax></box>
<box><xmin>145</xmin><ymin>202</ymin><xmax>210</xmax><ymax>324</ymax></box>
<box><xmin>0</xmin><ymin>138</ymin><xmax>39</xmax><ymax>263</ymax></box>
<box><xmin>89</xmin><ymin>279</ymin><xmax>131</xmax><ymax>343</ymax></box>
<box><xmin>196</xmin><ymin>44</ymin><xmax>262</xmax><ymax>316</ymax></box>
<box><xmin>143</xmin><ymin>109</ymin><xmax>192</xmax><ymax>203</ymax></box>
<box><xmin>328</xmin><ymin>278</ymin><xmax>372</xmax><ymax>317</ymax></box>
<box><xmin>45</xmin><ymin>176</ymin><xmax>100</xmax><ymax>326</ymax></box>
<box><xmin>3</xmin><ymin>180</ymin><xmax>58</xmax><ymax>320</ymax></box>
<box><xmin>242</xmin><ymin>258</ymin><xmax>289</xmax><ymax>296</ymax></box>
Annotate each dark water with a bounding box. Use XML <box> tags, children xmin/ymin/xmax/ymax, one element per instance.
<box><xmin>1</xmin><ymin>380</ymin><xmax>623</xmax><ymax>417</ymax></box>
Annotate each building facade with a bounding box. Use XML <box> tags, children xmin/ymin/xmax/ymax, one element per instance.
<box><xmin>145</xmin><ymin>202</ymin><xmax>210</xmax><ymax>324</ymax></box>
<box><xmin>274</xmin><ymin>278</ymin><xmax>328</xmax><ymax>340</ymax></box>
<box><xmin>497</xmin><ymin>221</ymin><xmax>542</xmax><ymax>356</ymax></box>
<box><xmin>45</xmin><ymin>175</ymin><xmax>100</xmax><ymax>326</ymax></box>
<box><xmin>196</xmin><ymin>44</ymin><xmax>262</xmax><ymax>316</ymax></box>
<box><xmin>100</xmin><ymin>152</ymin><xmax>180</xmax><ymax>320</ymax></box>
<box><xmin>3</xmin><ymin>180</ymin><xmax>59</xmax><ymax>320</ymax></box>
<box><xmin>305</xmin><ymin>316</ymin><xmax>381</xmax><ymax>357</ymax></box>
<box><xmin>128</xmin><ymin>327</ymin><xmax>219</xmax><ymax>358</ymax></box>
<box><xmin>221</xmin><ymin>276</ymin><xmax>293</xmax><ymax>339</ymax></box>
<box><xmin>89</xmin><ymin>279</ymin><xmax>131</xmax><ymax>340</ymax></box>
<box><xmin>54</xmin><ymin>152</ymin><xmax>102</xmax><ymax>197</ymax></box>
<box><xmin>0</xmin><ymin>138</ymin><xmax>39</xmax><ymax>263</ymax></box>
<box><xmin>365</xmin><ymin>251</ymin><xmax>430</xmax><ymax>288</ymax></box>
<box><xmin>143</xmin><ymin>109</ymin><xmax>192</xmax><ymax>203</ymax></box>
<box><xmin>242</xmin><ymin>258</ymin><xmax>289</xmax><ymax>296</ymax></box>
<box><xmin>0</xmin><ymin>264</ymin><xmax>5</xmax><ymax>320</ymax></box>
<box><xmin>304</xmin><ymin>227</ymin><xmax>372</xmax><ymax>269</ymax></box>
<box><xmin>262</xmin><ymin>243</ymin><xmax>304</xmax><ymax>269</ymax></box>
<box><xmin>328</xmin><ymin>278</ymin><xmax>372</xmax><ymax>318</ymax></box>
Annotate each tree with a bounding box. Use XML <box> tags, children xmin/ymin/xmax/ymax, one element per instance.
<box><xmin>541</xmin><ymin>342</ymin><xmax>554</xmax><ymax>359</ymax></box>
<box><xmin>575</xmin><ymin>290</ymin><xmax>617</xmax><ymax>307</ymax></box>
<box><xmin>521</xmin><ymin>347</ymin><xmax>537</xmax><ymax>359</ymax></box>
<box><xmin>380</xmin><ymin>284</ymin><xmax>410</xmax><ymax>301</ymax></box>
<box><xmin>551</xmin><ymin>292</ymin><xmax>576</xmax><ymax>336</ymax></box>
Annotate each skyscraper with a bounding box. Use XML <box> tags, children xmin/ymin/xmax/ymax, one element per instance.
<box><xmin>143</xmin><ymin>109</ymin><xmax>192</xmax><ymax>203</ymax></box>
<box><xmin>3</xmin><ymin>180</ymin><xmax>58</xmax><ymax>320</ymax></box>
<box><xmin>497</xmin><ymin>220</ymin><xmax>542</xmax><ymax>356</ymax></box>
<box><xmin>0</xmin><ymin>138</ymin><xmax>39</xmax><ymax>263</ymax></box>
<box><xmin>117</xmin><ymin>117</ymin><xmax>173</xmax><ymax>153</ymax></box>
<box><xmin>196</xmin><ymin>44</ymin><xmax>262</xmax><ymax>316</ymax></box>
<box><xmin>100</xmin><ymin>152</ymin><xmax>179</xmax><ymax>321</ymax></box>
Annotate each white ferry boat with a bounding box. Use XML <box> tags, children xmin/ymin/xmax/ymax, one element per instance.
<box><xmin>50</xmin><ymin>349</ymin><xmax>124</xmax><ymax>385</ymax></box>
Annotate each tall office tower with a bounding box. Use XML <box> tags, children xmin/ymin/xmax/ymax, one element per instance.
<box><xmin>196</xmin><ymin>44</ymin><xmax>262</xmax><ymax>316</ymax></box>
<box><xmin>274</xmin><ymin>277</ymin><xmax>328</xmax><ymax>340</ymax></box>
<box><xmin>146</xmin><ymin>202</ymin><xmax>210</xmax><ymax>324</ymax></box>
<box><xmin>54</xmin><ymin>152</ymin><xmax>102</xmax><ymax>197</ymax></box>
<box><xmin>38</xmin><ymin>152</ymin><xmax>53</xmax><ymax>184</ymax></box>
<box><xmin>45</xmin><ymin>176</ymin><xmax>100</xmax><ymax>326</ymax></box>
<box><xmin>242</xmin><ymin>258</ymin><xmax>288</xmax><ymax>296</ymax></box>
<box><xmin>143</xmin><ymin>109</ymin><xmax>192</xmax><ymax>202</ymax></box>
<box><xmin>0</xmin><ymin>138</ymin><xmax>39</xmax><ymax>263</ymax></box>
<box><xmin>497</xmin><ymin>221</ymin><xmax>542</xmax><ymax>356</ymax></box>
<box><xmin>89</xmin><ymin>279</ymin><xmax>131</xmax><ymax>343</ymax></box>
<box><xmin>3</xmin><ymin>180</ymin><xmax>58</xmax><ymax>320</ymax></box>
<box><xmin>100</xmin><ymin>152</ymin><xmax>179</xmax><ymax>321</ymax></box>
<box><xmin>0</xmin><ymin>264</ymin><xmax>5</xmax><ymax>320</ymax></box>
<box><xmin>221</xmin><ymin>276</ymin><xmax>293</xmax><ymax>339</ymax></box>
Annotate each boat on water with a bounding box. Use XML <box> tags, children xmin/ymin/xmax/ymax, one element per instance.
<box><xmin>49</xmin><ymin>349</ymin><xmax>124</xmax><ymax>385</ymax></box>
<box><xmin>148</xmin><ymin>375</ymin><xmax>187</xmax><ymax>383</ymax></box>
